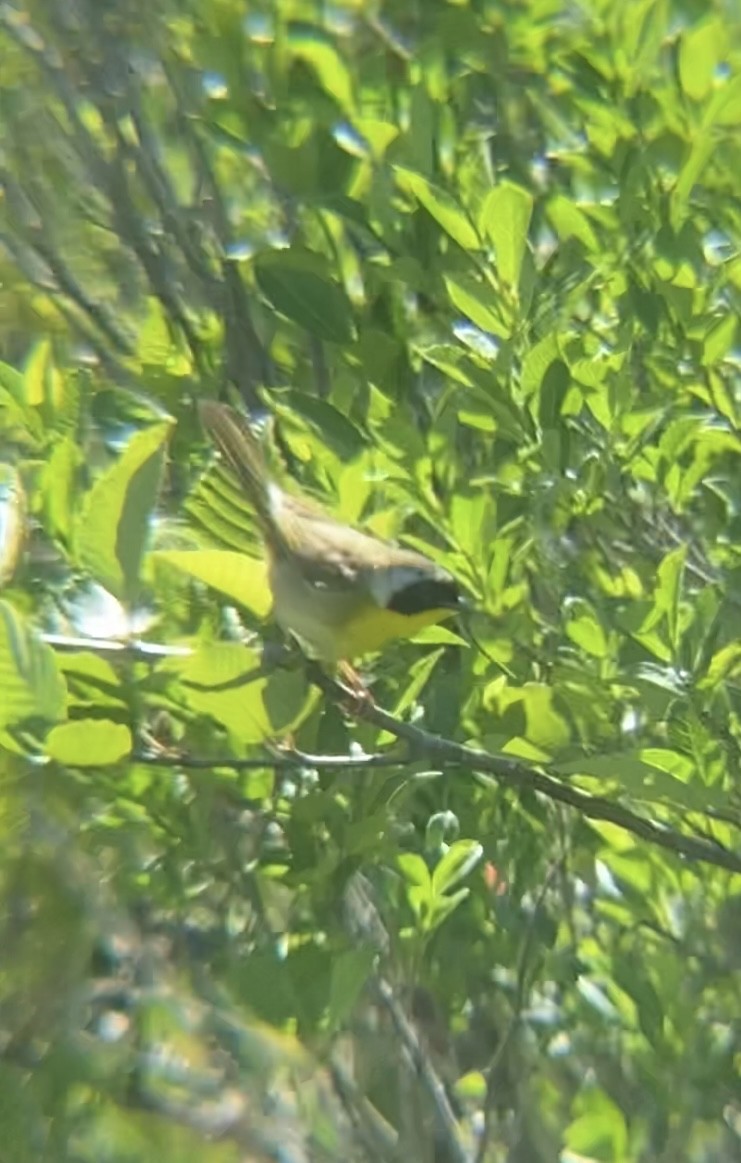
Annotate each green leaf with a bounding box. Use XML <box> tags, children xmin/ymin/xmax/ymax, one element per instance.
<box><xmin>77</xmin><ymin>421</ymin><xmax>171</xmax><ymax>604</ymax></box>
<box><xmin>397</xmin><ymin>852</ymin><xmax>431</xmax><ymax>889</ymax></box>
<box><xmin>479</xmin><ymin>182</ymin><xmax>533</xmax><ymax>287</ymax></box>
<box><xmin>431</xmin><ymin>840</ymin><xmax>483</xmax><ymax>897</ymax></box>
<box><xmin>678</xmin><ymin>19</ymin><xmax>722</xmax><ymax>102</ymax></box>
<box><xmin>262</xmin><ymin>668</ymin><xmax>316</xmax><ymax>734</ymax></box>
<box><xmin>23</xmin><ymin>339</ymin><xmax>53</xmax><ymax>408</ymax></box>
<box><xmin>397</xmin><ymin>853</ymin><xmax>432</xmax><ymax>924</ymax></box>
<box><xmin>276</xmin><ymin>393</ymin><xmax>366</xmax><ymax>458</ymax></box>
<box><xmin>613</xmin><ymin>956</ymin><xmax>664</xmax><ymax>1046</ymax></box>
<box><xmin>137</xmin><ymin>297</ymin><xmax>192</xmax><ymax>374</ymax></box>
<box><xmin>0</xmin><ymin>601</ymin><xmax>67</xmax><ymax>728</ymax></box>
<box><xmin>546</xmin><ymin>195</ymin><xmax>599</xmax><ymax>251</ymax></box>
<box><xmin>444</xmin><ymin>274</ymin><xmax>510</xmax><ymax>338</ymax></box>
<box><xmin>254</xmin><ymin>250</ymin><xmax>355</xmax><ymax>344</ymax></box>
<box><xmin>0</xmin><ymin>359</ymin><xmax>25</xmax><ymax>404</ymax></box>
<box><xmin>170</xmin><ymin>643</ymin><xmax>273</xmax><ymax>744</ymax></box>
<box><xmin>327</xmin><ymin>948</ymin><xmax>375</xmax><ymax>1031</ymax></box>
<box><xmin>521</xmin><ymin>333</ymin><xmax>561</xmax><ymax>398</ymax></box>
<box><xmin>524</xmin><ymin>684</ymin><xmax>571</xmax><ymax>750</ymax></box>
<box><xmin>394</xmin><ymin>167</ymin><xmax>481</xmax><ymax>250</ymax></box>
<box><xmin>286</xmin><ymin>26</ymin><xmax>355</xmax><ymax>117</ymax></box>
<box><xmin>41</xmin><ymin>436</ymin><xmax>79</xmax><ymax>543</ymax></box>
<box><xmin>537</xmin><ymin>359</ymin><xmax>571</xmax><ymax>429</ymax></box>
<box><xmin>652</xmin><ymin>545</ymin><xmax>687</xmax><ymax>651</ymax></box>
<box><xmin>153</xmin><ymin>549</ymin><xmax>271</xmax><ymax>618</ymax></box>
<box><xmin>565</xmin><ymin>599</ymin><xmax>610</xmax><ymax>658</ymax></box>
<box><xmin>703</xmin><ymin>314</ymin><xmax>736</xmax><ymax>365</ymax></box>
<box><xmin>565</xmin><ymin>1086</ymin><xmax>628</xmax><ymax>1161</ymax></box>
<box><xmin>46</xmin><ymin>720</ymin><xmax>132</xmax><ymax>766</ymax></box>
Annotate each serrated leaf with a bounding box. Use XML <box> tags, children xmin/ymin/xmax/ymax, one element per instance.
<box><xmin>254</xmin><ymin>250</ymin><xmax>355</xmax><ymax>343</ymax></box>
<box><xmin>153</xmin><ymin>549</ymin><xmax>271</xmax><ymax>618</ymax></box>
<box><xmin>171</xmin><ymin>642</ymin><xmax>273</xmax><ymax>743</ymax></box>
<box><xmin>77</xmin><ymin>421</ymin><xmax>171</xmax><ymax>605</ymax></box>
<box><xmin>479</xmin><ymin>182</ymin><xmax>533</xmax><ymax>287</ymax></box>
<box><xmin>0</xmin><ymin>601</ymin><xmax>67</xmax><ymax>728</ymax></box>
<box><xmin>394</xmin><ymin>167</ymin><xmax>480</xmax><ymax>250</ymax></box>
<box><xmin>46</xmin><ymin>719</ymin><xmax>131</xmax><ymax>766</ymax></box>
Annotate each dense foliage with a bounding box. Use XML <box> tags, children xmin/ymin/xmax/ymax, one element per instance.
<box><xmin>1</xmin><ymin>1</ymin><xmax>741</xmax><ymax>1160</ymax></box>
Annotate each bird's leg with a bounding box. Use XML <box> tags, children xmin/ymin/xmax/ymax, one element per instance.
<box><xmin>336</xmin><ymin>660</ymin><xmax>376</xmax><ymax>711</ymax></box>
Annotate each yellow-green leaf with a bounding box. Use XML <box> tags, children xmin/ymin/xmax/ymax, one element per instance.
<box><xmin>0</xmin><ymin>601</ymin><xmax>67</xmax><ymax>728</ymax></box>
<box><xmin>46</xmin><ymin>720</ymin><xmax>132</xmax><ymax>766</ymax></box>
<box><xmin>153</xmin><ymin>549</ymin><xmax>271</xmax><ymax>618</ymax></box>
<box><xmin>444</xmin><ymin>274</ymin><xmax>510</xmax><ymax>338</ymax></box>
<box><xmin>77</xmin><ymin>421</ymin><xmax>172</xmax><ymax>604</ymax></box>
<box><xmin>394</xmin><ymin>167</ymin><xmax>481</xmax><ymax>251</ymax></box>
<box><xmin>479</xmin><ymin>182</ymin><xmax>533</xmax><ymax>287</ymax></box>
<box><xmin>172</xmin><ymin>643</ymin><xmax>273</xmax><ymax>743</ymax></box>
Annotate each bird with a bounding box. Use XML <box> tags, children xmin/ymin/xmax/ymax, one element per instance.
<box><xmin>198</xmin><ymin>401</ymin><xmax>462</xmax><ymax>667</ymax></box>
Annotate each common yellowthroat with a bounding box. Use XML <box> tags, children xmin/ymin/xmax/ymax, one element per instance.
<box><xmin>199</xmin><ymin>402</ymin><xmax>462</xmax><ymax>663</ymax></box>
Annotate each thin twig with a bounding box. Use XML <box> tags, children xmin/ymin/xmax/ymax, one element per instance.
<box><xmin>373</xmin><ymin>975</ymin><xmax>472</xmax><ymax>1163</ymax></box>
<box><xmin>307</xmin><ymin>667</ymin><xmax>741</xmax><ymax>874</ymax></box>
<box><xmin>40</xmin><ymin>630</ymin><xmax>741</xmax><ymax>873</ymax></box>
<box><xmin>131</xmin><ymin>747</ymin><xmax>411</xmax><ymax>772</ymax></box>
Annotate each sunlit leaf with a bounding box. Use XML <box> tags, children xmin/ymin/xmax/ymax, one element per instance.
<box><xmin>431</xmin><ymin>840</ymin><xmax>483</xmax><ymax>897</ymax></box>
<box><xmin>46</xmin><ymin>719</ymin><xmax>132</xmax><ymax>766</ymax></box>
<box><xmin>286</xmin><ymin>26</ymin><xmax>355</xmax><ymax>116</ymax></box>
<box><xmin>394</xmin><ymin>167</ymin><xmax>480</xmax><ymax>250</ymax></box>
<box><xmin>678</xmin><ymin>19</ymin><xmax>723</xmax><ymax>102</ymax></box>
<box><xmin>169</xmin><ymin>642</ymin><xmax>273</xmax><ymax>743</ymax></box>
<box><xmin>153</xmin><ymin>549</ymin><xmax>271</xmax><ymax>618</ymax></box>
<box><xmin>479</xmin><ymin>182</ymin><xmax>533</xmax><ymax>287</ymax></box>
<box><xmin>0</xmin><ymin>601</ymin><xmax>67</xmax><ymax>728</ymax></box>
<box><xmin>444</xmin><ymin>274</ymin><xmax>510</xmax><ymax>338</ymax></box>
<box><xmin>77</xmin><ymin>421</ymin><xmax>172</xmax><ymax>605</ymax></box>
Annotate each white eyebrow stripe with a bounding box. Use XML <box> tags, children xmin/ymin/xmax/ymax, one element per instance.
<box><xmin>367</xmin><ymin>565</ymin><xmax>433</xmax><ymax>608</ymax></box>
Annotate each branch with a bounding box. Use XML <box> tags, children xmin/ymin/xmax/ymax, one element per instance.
<box><xmin>372</xmin><ymin>976</ymin><xmax>472</xmax><ymax>1163</ymax></box>
<box><xmin>131</xmin><ymin>747</ymin><xmax>411</xmax><ymax>772</ymax></box>
<box><xmin>42</xmin><ymin>633</ymin><xmax>193</xmax><ymax>659</ymax></box>
<box><xmin>41</xmin><ymin>631</ymin><xmax>741</xmax><ymax>873</ymax></box>
<box><xmin>308</xmin><ymin>668</ymin><xmax>741</xmax><ymax>875</ymax></box>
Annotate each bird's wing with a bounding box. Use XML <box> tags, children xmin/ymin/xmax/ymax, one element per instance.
<box><xmin>278</xmin><ymin>502</ymin><xmax>445</xmax><ymax>601</ymax></box>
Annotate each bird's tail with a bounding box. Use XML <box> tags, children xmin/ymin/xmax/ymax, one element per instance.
<box><xmin>199</xmin><ymin>402</ymin><xmax>275</xmax><ymax>534</ymax></box>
